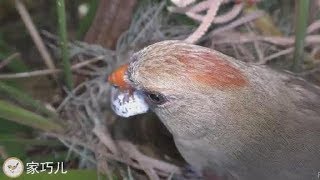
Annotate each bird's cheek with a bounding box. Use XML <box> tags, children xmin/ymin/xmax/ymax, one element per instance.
<box><xmin>110</xmin><ymin>87</ymin><xmax>149</xmax><ymax>117</ymax></box>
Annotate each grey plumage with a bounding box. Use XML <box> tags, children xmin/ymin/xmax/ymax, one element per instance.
<box><xmin>125</xmin><ymin>41</ymin><xmax>320</xmax><ymax>180</ymax></box>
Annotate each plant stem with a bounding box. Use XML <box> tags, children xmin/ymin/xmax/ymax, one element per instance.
<box><xmin>292</xmin><ymin>0</ymin><xmax>310</xmax><ymax>72</ymax></box>
<box><xmin>0</xmin><ymin>100</ymin><xmax>63</xmax><ymax>132</ymax></box>
<box><xmin>57</xmin><ymin>0</ymin><xmax>73</xmax><ymax>90</ymax></box>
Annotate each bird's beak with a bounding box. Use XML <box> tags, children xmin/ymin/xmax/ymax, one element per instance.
<box><xmin>108</xmin><ymin>64</ymin><xmax>150</xmax><ymax>117</ymax></box>
<box><xmin>110</xmin><ymin>86</ymin><xmax>149</xmax><ymax>117</ymax></box>
<box><xmin>108</xmin><ymin>64</ymin><xmax>130</xmax><ymax>90</ymax></box>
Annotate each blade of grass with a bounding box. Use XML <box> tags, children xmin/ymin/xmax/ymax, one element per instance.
<box><xmin>0</xmin><ymin>81</ymin><xmax>58</xmax><ymax>118</ymax></box>
<box><xmin>0</xmin><ymin>100</ymin><xmax>63</xmax><ymax>132</ymax></box>
<box><xmin>292</xmin><ymin>0</ymin><xmax>310</xmax><ymax>72</ymax></box>
<box><xmin>57</xmin><ymin>0</ymin><xmax>73</xmax><ymax>90</ymax></box>
<box><xmin>0</xmin><ymin>118</ymin><xmax>32</xmax><ymax>134</ymax></box>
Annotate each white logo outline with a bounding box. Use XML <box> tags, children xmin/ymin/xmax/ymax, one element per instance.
<box><xmin>2</xmin><ymin>157</ymin><xmax>24</xmax><ymax>178</ymax></box>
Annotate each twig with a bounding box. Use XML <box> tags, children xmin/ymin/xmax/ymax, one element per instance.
<box><xmin>73</xmin><ymin>69</ymin><xmax>98</xmax><ymax>76</ymax></box>
<box><xmin>213</xmin><ymin>3</ymin><xmax>243</xmax><ymax>24</ymax></box>
<box><xmin>0</xmin><ymin>53</ymin><xmax>20</xmax><ymax>70</ymax></box>
<box><xmin>176</xmin><ymin>2</ymin><xmax>243</xmax><ymax>24</ymax></box>
<box><xmin>14</xmin><ymin>0</ymin><xmax>56</xmax><ymax>75</ymax></box>
<box><xmin>118</xmin><ymin>141</ymin><xmax>160</xmax><ymax>180</ymax></box>
<box><xmin>168</xmin><ymin>1</ymin><xmax>211</xmax><ymax>20</ymax></box>
<box><xmin>185</xmin><ymin>0</ymin><xmax>224</xmax><ymax>43</ymax></box>
<box><xmin>56</xmin><ymin>80</ymin><xmax>90</xmax><ymax>112</ymax></box>
<box><xmin>72</xmin><ymin>55</ymin><xmax>105</xmax><ymax>69</ymax></box>
<box><xmin>246</xmin><ymin>24</ymin><xmax>264</xmax><ymax>62</ymax></box>
<box><xmin>48</xmin><ymin>133</ymin><xmax>181</xmax><ymax>178</ymax></box>
<box><xmin>59</xmin><ymin>138</ymin><xmax>97</xmax><ymax>164</ymax></box>
<box><xmin>259</xmin><ymin>47</ymin><xmax>294</xmax><ymax>64</ymax></box>
<box><xmin>207</xmin><ymin>10</ymin><xmax>264</xmax><ymax>38</ymax></box>
<box><xmin>307</xmin><ymin>20</ymin><xmax>320</xmax><ymax>34</ymax></box>
<box><xmin>253</xmin><ymin>38</ymin><xmax>263</xmax><ymax>62</ymax></box>
<box><xmin>95</xmin><ymin>153</ymin><xmax>113</xmax><ymax>180</ymax></box>
<box><xmin>92</xmin><ymin>126</ymin><xmax>118</xmax><ymax>155</ymax></box>
<box><xmin>57</xmin><ymin>0</ymin><xmax>73</xmax><ymax>89</ymax></box>
<box><xmin>118</xmin><ymin>141</ymin><xmax>180</xmax><ymax>180</ymax></box>
<box><xmin>213</xmin><ymin>33</ymin><xmax>320</xmax><ymax>47</ymax></box>
<box><xmin>0</xmin><ymin>56</ymin><xmax>105</xmax><ymax>79</ymax></box>
<box><xmin>0</xmin><ymin>69</ymin><xmax>60</xmax><ymax>79</ymax></box>
<box><xmin>168</xmin><ymin>0</ymin><xmax>236</xmax><ymax>14</ymax></box>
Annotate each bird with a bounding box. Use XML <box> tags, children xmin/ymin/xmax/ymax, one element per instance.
<box><xmin>108</xmin><ymin>40</ymin><xmax>320</xmax><ymax>180</ymax></box>
<box><xmin>8</xmin><ymin>162</ymin><xmax>19</xmax><ymax>173</ymax></box>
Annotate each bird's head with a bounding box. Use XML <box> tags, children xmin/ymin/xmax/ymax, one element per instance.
<box><xmin>109</xmin><ymin>40</ymin><xmax>249</xmax><ymax>137</ymax></box>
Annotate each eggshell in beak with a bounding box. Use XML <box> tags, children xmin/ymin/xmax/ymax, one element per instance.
<box><xmin>111</xmin><ymin>87</ymin><xmax>149</xmax><ymax>117</ymax></box>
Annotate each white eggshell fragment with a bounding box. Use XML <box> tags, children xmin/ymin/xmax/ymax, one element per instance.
<box><xmin>111</xmin><ymin>87</ymin><xmax>149</xmax><ymax>117</ymax></box>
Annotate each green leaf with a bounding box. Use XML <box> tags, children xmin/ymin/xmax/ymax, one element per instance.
<box><xmin>292</xmin><ymin>0</ymin><xmax>310</xmax><ymax>72</ymax></box>
<box><xmin>57</xmin><ymin>0</ymin><xmax>73</xmax><ymax>90</ymax></box>
<box><xmin>0</xmin><ymin>100</ymin><xmax>63</xmax><ymax>132</ymax></box>
<box><xmin>0</xmin><ymin>118</ymin><xmax>32</xmax><ymax>134</ymax></box>
<box><xmin>0</xmin><ymin>81</ymin><xmax>58</xmax><ymax>118</ymax></box>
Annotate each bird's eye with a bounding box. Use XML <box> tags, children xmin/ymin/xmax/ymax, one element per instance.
<box><xmin>145</xmin><ymin>92</ymin><xmax>166</xmax><ymax>105</ymax></box>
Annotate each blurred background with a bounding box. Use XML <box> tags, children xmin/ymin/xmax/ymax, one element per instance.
<box><xmin>0</xmin><ymin>0</ymin><xmax>319</xmax><ymax>179</ymax></box>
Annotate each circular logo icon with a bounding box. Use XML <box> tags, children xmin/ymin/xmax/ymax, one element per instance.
<box><xmin>2</xmin><ymin>157</ymin><xmax>24</xmax><ymax>178</ymax></box>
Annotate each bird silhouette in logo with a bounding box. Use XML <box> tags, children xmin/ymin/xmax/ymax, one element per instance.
<box><xmin>7</xmin><ymin>162</ymin><xmax>19</xmax><ymax>173</ymax></box>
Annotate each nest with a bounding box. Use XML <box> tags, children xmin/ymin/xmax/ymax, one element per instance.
<box><xmin>47</xmin><ymin>2</ymin><xmax>191</xmax><ymax>179</ymax></box>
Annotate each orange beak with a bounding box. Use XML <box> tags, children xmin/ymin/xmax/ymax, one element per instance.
<box><xmin>108</xmin><ymin>64</ymin><xmax>131</xmax><ymax>90</ymax></box>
